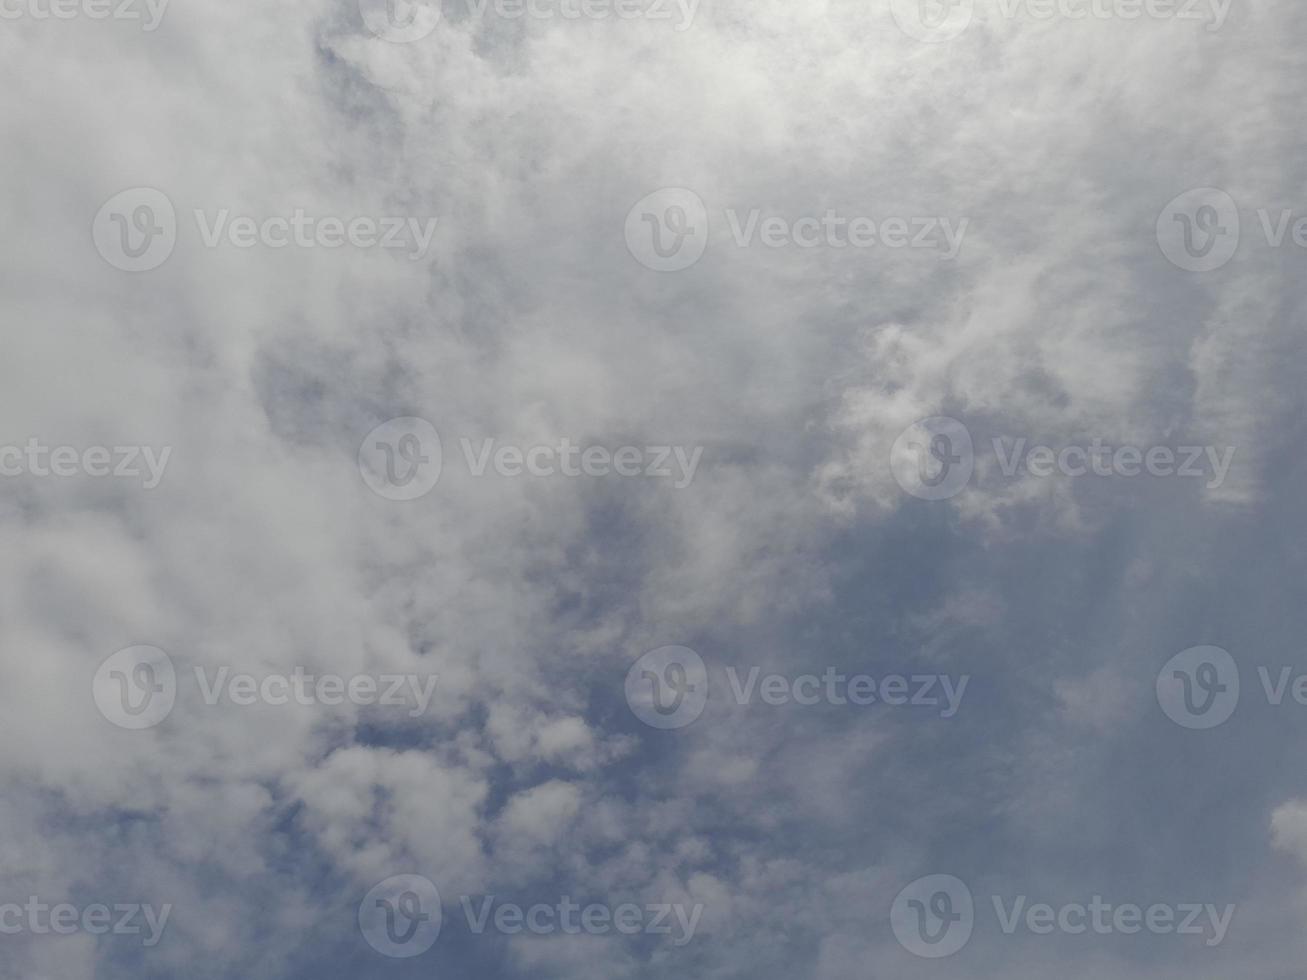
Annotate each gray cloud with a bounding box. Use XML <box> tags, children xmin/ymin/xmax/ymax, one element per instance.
<box><xmin>1</xmin><ymin>0</ymin><xmax>1305</xmax><ymax>977</ymax></box>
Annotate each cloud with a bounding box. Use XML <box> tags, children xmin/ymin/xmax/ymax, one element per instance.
<box><xmin>3</xmin><ymin>0</ymin><xmax>1307</xmax><ymax>977</ymax></box>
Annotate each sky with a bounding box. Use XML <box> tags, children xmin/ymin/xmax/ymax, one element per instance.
<box><xmin>2</xmin><ymin>0</ymin><xmax>1306</xmax><ymax>977</ymax></box>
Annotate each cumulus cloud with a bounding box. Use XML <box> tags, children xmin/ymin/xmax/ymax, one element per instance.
<box><xmin>2</xmin><ymin>0</ymin><xmax>1306</xmax><ymax>977</ymax></box>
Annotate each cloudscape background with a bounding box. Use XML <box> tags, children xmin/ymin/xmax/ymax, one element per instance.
<box><xmin>2</xmin><ymin>0</ymin><xmax>1306</xmax><ymax>976</ymax></box>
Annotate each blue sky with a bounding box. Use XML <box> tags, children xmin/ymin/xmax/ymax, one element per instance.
<box><xmin>2</xmin><ymin>0</ymin><xmax>1306</xmax><ymax>977</ymax></box>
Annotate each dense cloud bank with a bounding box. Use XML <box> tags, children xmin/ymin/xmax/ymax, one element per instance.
<box><xmin>1</xmin><ymin>0</ymin><xmax>1305</xmax><ymax>976</ymax></box>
